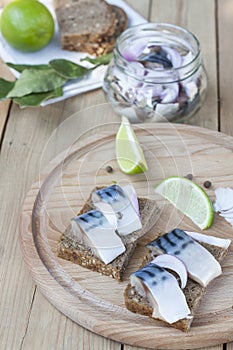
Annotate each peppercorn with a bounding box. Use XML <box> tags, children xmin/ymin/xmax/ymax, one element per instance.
<box><xmin>185</xmin><ymin>173</ymin><xmax>193</xmax><ymax>180</ymax></box>
<box><xmin>203</xmin><ymin>180</ymin><xmax>212</xmax><ymax>188</ymax></box>
<box><xmin>105</xmin><ymin>165</ymin><xmax>113</xmax><ymax>173</ymax></box>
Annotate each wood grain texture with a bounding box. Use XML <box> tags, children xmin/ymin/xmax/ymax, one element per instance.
<box><xmin>150</xmin><ymin>0</ymin><xmax>218</xmax><ymax>130</ymax></box>
<box><xmin>1</xmin><ymin>1</ymin><xmax>230</xmax><ymax>349</ymax></box>
<box><xmin>21</xmin><ymin>291</ymin><xmax>121</xmax><ymax>350</ymax></box>
<box><xmin>20</xmin><ymin>123</ymin><xmax>233</xmax><ymax>350</ymax></box>
<box><xmin>0</xmin><ymin>1</ymin><xmax>151</xmax><ymax>349</ymax></box>
<box><xmin>131</xmin><ymin>345</ymin><xmax>224</xmax><ymax>350</ymax></box>
<box><xmin>126</xmin><ymin>0</ymin><xmax>151</xmax><ymax>19</ymax></box>
<box><xmin>0</xmin><ymin>59</ymin><xmax>14</xmax><ymax>143</ymax></box>
<box><xmin>0</xmin><ymin>103</ymin><xmax>122</xmax><ymax>350</ymax></box>
<box><xmin>218</xmin><ymin>0</ymin><xmax>233</xmax><ymax>136</ymax></box>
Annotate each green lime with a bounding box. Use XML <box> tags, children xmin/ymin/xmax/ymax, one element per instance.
<box><xmin>155</xmin><ymin>176</ymin><xmax>214</xmax><ymax>229</ymax></box>
<box><xmin>116</xmin><ymin>116</ymin><xmax>148</xmax><ymax>174</ymax></box>
<box><xmin>0</xmin><ymin>0</ymin><xmax>54</xmax><ymax>52</ymax></box>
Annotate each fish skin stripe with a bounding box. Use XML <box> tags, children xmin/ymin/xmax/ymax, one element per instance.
<box><xmin>153</xmin><ymin>238</ymin><xmax>164</xmax><ymax>251</ymax></box>
<box><xmin>146</xmin><ymin>228</ymin><xmax>196</xmax><ymax>253</ymax></box>
<box><xmin>172</xmin><ymin>229</ymin><xmax>185</xmax><ymax>240</ymax></box>
<box><xmin>163</xmin><ymin>235</ymin><xmax>176</xmax><ymax>247</ymax></box>
<box><xmin>96</xmin><ymin>185</ymin><xmax>125</xmax><ymax>203</ymax></box>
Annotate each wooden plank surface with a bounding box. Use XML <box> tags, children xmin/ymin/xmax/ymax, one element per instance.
<box><xmin>0</xmin><ymin>59</ymin><xmax>14</xmax><ymax>144</ymax></box>
<box><xmin>218</xmin><ymin>0</ymin><xmax>233</xmax><ymax>135</ymax></box>
<box><xmin>0</xmin><ymin>102</ymin><xmax>122</xmax><ymax>350</ymax></box>
<box><xmin>125</xmin><ymin>345</ymin><xmax>223</xmax><ymax>350</ymax></box>
<box><xmin>218</xmin><ymin>3</ymin><xmax>233</xmax><ymax>349</ymax></box>
<box><xmin>126</xmin><ymin>0</ymin><xmax>151</xmax><ymax>19</ymax></box>
<box><xmin>0</xmin><ymin>2</ymin><xmax>150</xmax><ymax>350</ymax></box>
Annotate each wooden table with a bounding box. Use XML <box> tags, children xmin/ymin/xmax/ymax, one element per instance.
<box><xmin>1</xmin><ymin>1</ymin><xmax>233</xmax><ymax>349</ymax></box>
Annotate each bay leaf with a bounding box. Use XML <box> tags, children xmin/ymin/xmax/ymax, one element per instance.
<box><xmin>13</xmin><ymin>87</ymin><xmax>63</xmax><ymax>108</ymax></box>
<box><xmin>7</xmin><ymin>68</ymin><xmax>67</xmax><ymax>98</ymax></box>
<box><xmin>49</xmin><ymin>59</ymin><xmax>89</xmax><ymax>79</ymax></box>
<box><xmin>6</xmin><ymin>62</ymin><xmax>49</xmax><ymax>73</ymax></box>
<box><xmin>0</xmin><ymin>78</ymin><xmax>15</xmax><ymax>99</ymax></box>
<box><xmin>81</xmin><ymin>52</ymin><xmax>113</xmax><ymax>66</ymax></box>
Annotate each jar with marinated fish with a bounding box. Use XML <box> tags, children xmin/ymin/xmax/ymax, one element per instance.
<box><xmin>103</xmin><ymin>23</ymin><xmax>208</xmax><ymax>123</ymax></box>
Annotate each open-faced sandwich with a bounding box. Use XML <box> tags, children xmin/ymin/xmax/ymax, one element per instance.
<box><xmin>57</xmin><ymin>177</ymin><xmax>231</xmax><ymax>332</ymax></box>
<box><xmin>124</xmin><ymin>228</ymin><xmax>231</xmax><ymax>332</ymax></box>
<box><xmin>57</xmin><ymin>184</ymin><xmax>158</xmax><ymax>280</ymax></box>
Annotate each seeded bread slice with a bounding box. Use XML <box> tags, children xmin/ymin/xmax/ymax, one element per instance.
<box><xmin>57</xmin><ymin>188</ymin><xmax>158</xmax><ymax>280</ymax></box>
<box><xmin>55</xmin><ymin>0</ymin><xmax>128</xmax><ymax>56</ymax></box>
<box><xmin>55</xmin><ymin>0</ymin><xmax>117</xmax><ymax>49</ymax></box>
<box><xmin>68</xmin><ymin>5</ymin><xmax>128</xmax><ymax>56</ymax></box>
<box><xmin>124</xmin><ymin>239</ymin><xmax>229</xmax><ymax>331</ymax></box>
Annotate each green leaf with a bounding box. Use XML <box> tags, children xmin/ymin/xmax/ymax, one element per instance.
<box><xmin>49</xmin><ymin>59</ymin><xmax>89</xmax><ymax>79</ymax></box>
<box><xmin>13</xmin><ymin>87</ymin><xmax>63</xmax><ymax>108</ymax></box>
<box><xmin>1</xmin><ymin>55</ymin><xmax>111</xmax><ymax>107</ymax></box>
<box><xmin>6</xmin><ymin>62</ymin><xmax>50</xmax><ymax>73</ymax></box>
<box><xmin>81</xmin><ymin>53</ymin><xmax>113</xmax><ymax>66</ymax></box>
<box><xmin>7</xmin><ymin>68</ymin><xmax>67</xmax><ymax>98</ymax></box>
<box><xmin>0</xmin><ymin>78</ymin><xmax>15</xmax><ymax>100</ymax></box>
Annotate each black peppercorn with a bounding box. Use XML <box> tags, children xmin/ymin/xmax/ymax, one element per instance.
<box><xmin>185</xmin><ymin>173</ymin><xmax>193</xmax><ymax>180</ymax></box>
<box><xmin>105</xmin><ymin>165</ymin><xmax>113</xmax><ymax>173</ymax></box>
<box><xmin>203</xmin><ymin>180</ymin><xmax>212</xmax><ymax>188</ymax></box>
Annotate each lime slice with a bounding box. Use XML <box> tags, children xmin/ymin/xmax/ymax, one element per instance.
<box><xmin>116</xmin><ymin>116</ymin><xmax>148</xmax><ymax>174</ymax></box>
<box><xmin>155</xmin><ymin>176</ymin><xmax>214</xmax><ymax>229</ymax></box>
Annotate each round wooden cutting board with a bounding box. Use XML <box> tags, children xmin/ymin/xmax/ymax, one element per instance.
<box><xmin>19</xmin><ymin>123</ymin><xmax>233</xmax><ymax>350</ymax></box>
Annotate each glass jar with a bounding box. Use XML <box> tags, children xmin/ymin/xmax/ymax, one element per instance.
<box><xmin>103</xmin><ymin>23</ymin><xmax>208</xmax><ymax>123</ymax></box>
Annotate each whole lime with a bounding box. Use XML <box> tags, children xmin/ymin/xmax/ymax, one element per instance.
<box><xmin>0</xmin><ymin>0</ymin><xmax>54</xmax><ymax>52</ymax></box>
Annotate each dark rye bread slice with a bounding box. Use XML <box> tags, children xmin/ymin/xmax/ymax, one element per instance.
<box><xmin>55</xmin><ymin>0</ymin><xmax>128</xmax><ymax>56</ymax></box>
<box><xmin>55</xmin><ymin>0</ymin><xmax>117</xmax><ymax>48</ymax></box>
<box><xmin>57</xmin><ymin>188</ymin><xmax>158</xmax><ymax>280</ymax></box>
<box><xmin>71</xmin><ymin>5</ymin><xmax>128</xmax><ymax>56</ymax></box>
<box><xmin>124</xmin><ymin>239</ymin><xmax>229</xmax><ymax>332</ymax></box>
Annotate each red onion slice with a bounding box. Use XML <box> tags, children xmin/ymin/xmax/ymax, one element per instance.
<box><xmin>155</xmin><ymin>102</ymin><xmax>179</xmax><ymax>118</ymax></box>
<box><xmin>151</xmin><ymin>254</ymin><xmax>188</xmax><ymax>288</ymax></box>
<box><xmin>127</xmin><ymin>62</ymin><xmax>146</xmax><ymax>79</ymax></box>
<box><xmin>161</xmin><ymin>46</ymin><xmax>182</xmax><ymax>68</ymax></box>
<box><xmin>182</xmin><ymin>51</ymin><xmax>194</xmax><ymax>66</ymax></box>
<box><xmin>215</xmin><ymin>187</ymin><xmax>233</xmax><ymax>212</ymax></box>
<box><xmin>122</xmin><ymin>184</ymin><xmax>140</xmax><ymax>217</ymax></box>
<box><xmin>222</xmin><ymin>216</ymin><xmax>233</xmax><ymax>226</ymax></box>
<box><xmin>185</xmin><ymin>231</ymin><xmax>231</xmax><ymax>249</ymax></box>
<box><xmin>219</xmin><ymin>207</ymin><xmax>233</xmax><ymax>216</ymax></box>
<box><xmin>214</xmin><ymin>187</ymin><xmax>233</xmax><ymax>227</ymax></box>
<box><xmin>183</xmin><ymin>81</ymin><xmax>198</xmax><ymax>101</ymax></box>
<box><xmin>160</xmin><ymin>83</ymin><xmax>179</xmax><ymax>103</ymax></box>
<box><xmin>122</xmin><ymin>40</ymin><xmax>147</xmax><ymax>62</ymax></box>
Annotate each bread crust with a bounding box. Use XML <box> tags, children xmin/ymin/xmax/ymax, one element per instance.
<box><xmin>54</xmin><ymin>0</ymin><xmax>128</xmax><ymax>56</ymax></box>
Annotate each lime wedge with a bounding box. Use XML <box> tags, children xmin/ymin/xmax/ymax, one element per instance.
<box><xmin>155</xmin><ymin>176</ymin><xmax>214</xmax><ymax>229</ymax></box>
<box><xmin>116</xmin><ymin>116</ymin><xmax>148</xmax><ymax>174</ymax></box>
